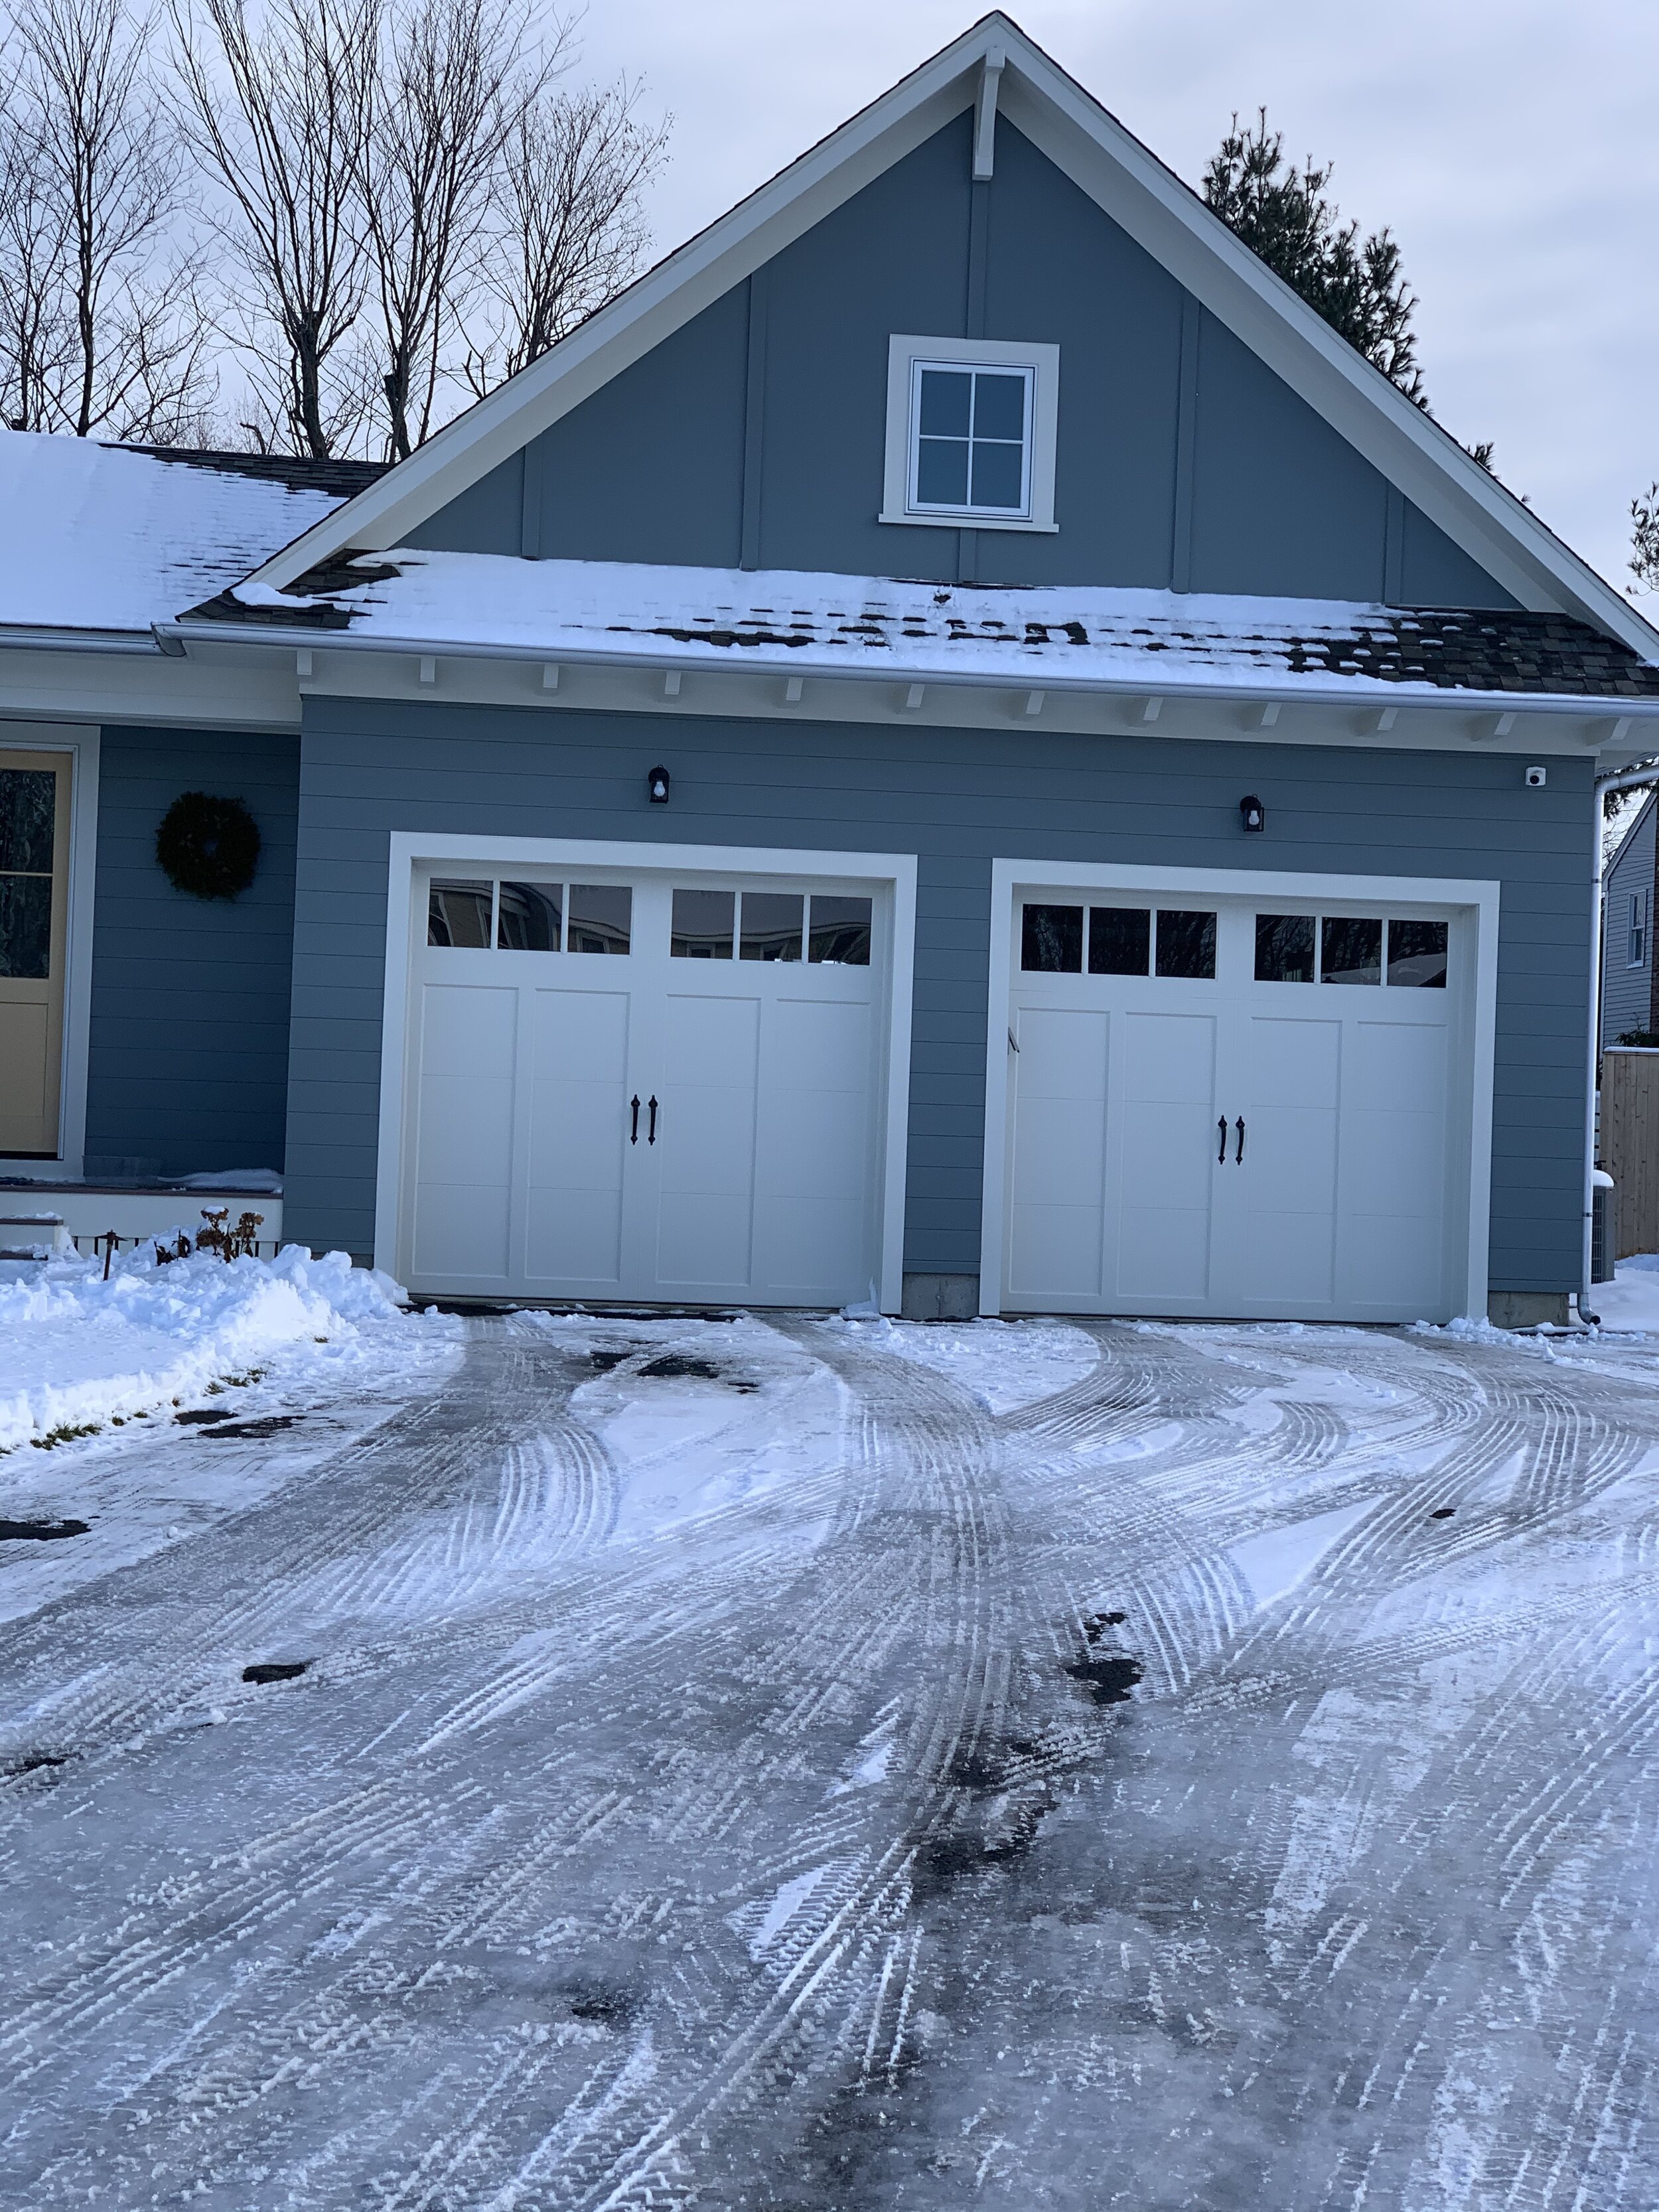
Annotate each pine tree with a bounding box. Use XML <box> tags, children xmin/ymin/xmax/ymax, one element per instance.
<box><xmin>1204</xmin><ymin>111</ymin><xmax>1425</xmax><ymax>406</ymax></box>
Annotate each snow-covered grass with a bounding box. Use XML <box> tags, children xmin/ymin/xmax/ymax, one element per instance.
<box><xmin>0</xmin><ymin>1242</ymin><xmax>445</xmax><ymax>1453</ymax></box>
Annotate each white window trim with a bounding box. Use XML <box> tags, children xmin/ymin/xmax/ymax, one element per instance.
<box><xmin>977</xmin><ymin>857</ymin><xmax>1500</xmax><ymax>1325</ymax></box>
<box><xmin>880</xmin><ymin>333</ymin><xmax>1060</xmax><ymax>533</ymax></box>
<box><xmin>0</xmin><ymin>720</ymin><xmax>100</xmax><ymax>1180</ymax></box>
<box><xmin>1628</xmin><ymin>887</ymin><xmax>1647</xmax><ymax>969</ymax></box>
<box><xmin>375</xmin><ymin>832</ymin><xmax>918</xmax><ymax>1313</ymax></box>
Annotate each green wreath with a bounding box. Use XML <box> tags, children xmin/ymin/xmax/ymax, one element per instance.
<box><xmin>155</xmin><ymin>792</ymin><xmax>261</xmax><ymax>901</ymax></box>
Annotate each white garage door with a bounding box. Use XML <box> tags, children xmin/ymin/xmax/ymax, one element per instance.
<box><xmin>1005</xmin><ymin>892</ymin><xmax>1464</xmax><ymax>1322</ymax></box>
<box><xmin>403</xmin><ymin>867</ymin><xmax>886</xmax><ymax>1305</ymax></box>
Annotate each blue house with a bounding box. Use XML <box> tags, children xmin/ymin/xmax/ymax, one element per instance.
<box><xmin>1603</xmin><ymin>791</ymin><xmax>1656</xmax><ymax>1047</ymax></box>
<box><xmin>4</xmin><ymin>15</ymin><xmax>1657</xmax><ymax>1326</ymax></box>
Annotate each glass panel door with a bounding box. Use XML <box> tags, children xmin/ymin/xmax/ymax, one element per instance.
<box><xmin>0</xmin><ymin>752</ymin><xmax>70</xmax><ymax>1156</ymax></box>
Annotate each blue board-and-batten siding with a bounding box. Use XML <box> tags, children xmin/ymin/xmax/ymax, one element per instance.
<box><xmin>406</xmin><ymin>111</ymin><xmax>1516</xmax><ymax>614</ymax></box>
<box><xmin>283</xmin><ymin>694</ymin><xmax>1592</xmax><ymax>1299</ymax></box>
<box><xmin>84</xmin><ymin>724</ymin><xmax>298</xmax><ymax>1177</ymax></box>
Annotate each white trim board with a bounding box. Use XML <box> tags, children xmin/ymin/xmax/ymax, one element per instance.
<box><xmin>374</xmin><ymin>832</ymin><xmax>917</xmax><ymax>1310</ymax></box>
<box><xmin>879</xmin><ymin>334</ymin><xmax>1060</xmax><ymax>532</ymax></box>
<box><xmin>0</xmin><ymin>719</ymin><xmax>100</xmax><ymax>1179</ymax></box>
<box><xmin>977</xmin><ymin>857</ymin><xmax>1500</xmax><ymax>1323</ymax></box>
<box><xmin>242</xmin><ymin>13</ymin><xmax>1658</xmax><ymax>662</ymax></box>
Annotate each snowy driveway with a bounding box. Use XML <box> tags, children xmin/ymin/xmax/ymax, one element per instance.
<box><xmin>5</xmin><ymin>1311</ymin><xmax>1659</xmax><ymax>2209</ymax></box>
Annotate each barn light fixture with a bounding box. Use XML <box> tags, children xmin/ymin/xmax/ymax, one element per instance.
<box><xmin>1240</xmin><ymin>794</ymin><xmax>1265</xmax><ymax>834</ymax></box>
<box><xmin>647</xmin><ymin>765</ymin><xmax>671</xmax><ymax>805</ymax></box>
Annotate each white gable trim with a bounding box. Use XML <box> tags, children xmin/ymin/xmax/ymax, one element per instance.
<box><xmin>247</xmin><ymin>12</ymin><xmax>1659</xmax><ymax>662</ymax></box>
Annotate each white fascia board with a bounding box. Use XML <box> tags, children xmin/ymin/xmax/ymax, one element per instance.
<box><xmin>995</xmin><ymin>66</ymin><xmax>1659</xmax><ymax>658</ymax></box>
<box><xmin>0</xmin><ymin>638</ymin><xmax>301</xmax><ymax>729</ymax></box>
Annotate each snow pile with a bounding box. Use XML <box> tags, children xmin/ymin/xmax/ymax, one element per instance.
<box><xmin>1588</xmin><ymin>1254</ymin><xmax>1659</xmax><ymax>1334</ymax></box>
<box><xmin>0</xmin><ymin>1243</ymin><xmax>430</xmax><ymax>1451</ymax></box>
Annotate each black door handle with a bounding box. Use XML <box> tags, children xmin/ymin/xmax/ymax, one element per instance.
<box><xmin>1235</xmin><ymin>1115</ymin><xmax>1246</xmax><ymax>1164</ymax></box>
<box><xmin>1217</xmin><ymin>1116</ymin><xmax>1227</xmax><ymax>1164</ymax></box>
<box><xmin>648</xmin><ymin>1095</ymin><xmax>658</xmax><ymax>1144</ymax></box>
<box><xmin>630</xmin><ymin>1094</ymin><xmax>640</xmax><ymax>1144</ymax></box>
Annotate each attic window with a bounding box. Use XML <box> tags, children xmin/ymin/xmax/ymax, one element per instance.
<box><xmin>881</xmin><ymin>334</ymin><xmax>1059</xmax><ymax>534</ymax></box>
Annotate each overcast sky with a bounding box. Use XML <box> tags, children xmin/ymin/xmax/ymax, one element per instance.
<box><xmin>577</xmin><ymin>0</ymin><xmax>1658</xmax><ymax>601</ymax></box>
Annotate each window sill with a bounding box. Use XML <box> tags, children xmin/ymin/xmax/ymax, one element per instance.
<box><xmin>878</xmin><ymin>509</ymin><xmax>1058</xmax><ymax>534</ymax></box>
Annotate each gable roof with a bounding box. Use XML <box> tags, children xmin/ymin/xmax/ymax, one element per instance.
<box><xmin>0</xmin><ymin>431</ymin><xmax>379</xmax><ymax>638</ymax></box>
<box><xmin>244</xmin><ymin>13</ymin><xmax>1659</xmax><ymax>663</ymax></box>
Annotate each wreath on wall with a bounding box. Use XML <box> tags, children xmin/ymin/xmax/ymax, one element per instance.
<box><xmin>155</xmin><ymin>792</ymin><xmax>261</xmax><ymax>901</ymax></box>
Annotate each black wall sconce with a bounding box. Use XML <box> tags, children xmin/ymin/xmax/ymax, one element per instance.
<box><xmin>1239</xmin><ymin>794</ymin><xmax>1265</xmax><ymax>834</ymax></box>
<box><xmin>647</xmin><ymin>765</ymin><xmax>671</xmax><ymax>805</ymax></box>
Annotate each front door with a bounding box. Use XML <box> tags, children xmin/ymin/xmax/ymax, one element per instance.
<box><xmin>405</xmin><ymin>866</ymin><xmax>886</xmax><ymax>1305</ymax></box>
<box><xmin>1005</xmin><ymin>891</ymin><xmax>1461</xmax><ymax>1322</ymax></box>
<box><xmin>0</xmin><ymin>751</ymin><xmax>71</xmax><ymax>1158</ymax></box>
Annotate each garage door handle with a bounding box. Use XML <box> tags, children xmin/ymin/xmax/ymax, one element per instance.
<box><xmin>1217</xmin><ymin>1116</ymin><xmax>1228</xmax><ymax>1164</ymax></box>
<box><xmin>648</xmin><ymin>1095</ymin><xmax>658</xmax><ymax>1144</ymax></box>
<box><xmin>1235</xmin><ymin>1115</ymin><xmax>1246</xmax><ymax>1165</ymax></box>
<box><xmin>630</xmin><ymin>1094</ymin><xmax>640</xmax><ymax>1144</ymax></box>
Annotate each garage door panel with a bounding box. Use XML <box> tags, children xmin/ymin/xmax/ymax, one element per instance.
<box><xmin>1344</xmin><ymin>1107</ymin><xmax>1445</xmax><ymax>1215</ymax></box>
<box><xmin>1017</xmin><ymin>1005</ymin><xmax>1108</xmax><ymax>1100</ymax></box>
<box><xmin>1012</xmin><ymin>1201</ymin><xmax>1104</xmax><ymax>1298</ymax></box>
<box><xmin>767</xmin><ymin>995</ymin><xmax>871</xmax><ymax>1091</ymax></box>
<box><xmin>420</xmin><ymin>982</ymin><xmax>516</xmax><ymax>1078</ymax></box>
<box><xmin>753</xmin><ymin>1195</ymin><xmax>865</xmax><ymax>1297</ymax></box>
<box><xmin>1123</xmin><ymin>1011</ymin><xmax>1214</xmax><ymax>1104</ymax></box>
<box><xmin>412</xmin><ymin>1179</ymin><xmax>510</xmax><ymax>1279</ymax></box>
<box><xmin>1014</xmin><ymin>1090</ymin><xmax>1105</xmax><ymax>1211</ymax></box>
<box><xmin>525</xmin><ymin>1185</ymin><xmax>624</xmax><ymax>1284</ymax></box>
<box><xmin>1244</xmin><ymin>1015</ymin><xmax>1340</xmax><ymax>1105</ymax></box>
<box><xmin>1117</xmin><ymin>1203</ymin><xmax>1212</xmax><ymax>1301</ymax></box>
<box><xmin>658</xmin><ymin>1190</ymin><xmax>754</xmax><ymax>1288</ymax></box>
<box><xmin>1243</xmin><ymin>1208</ymin><xmax>1335</xmax><ymax>1304</ymax></box>
<box><xmin>757</xmin><ymin>1082</ymin><xmax>869</xmax><ymax>1203</ymax></box>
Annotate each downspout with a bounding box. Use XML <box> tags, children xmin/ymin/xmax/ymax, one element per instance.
<box><xmin>1583</xmin><ymin>763</ymin><xmax>1659</xmax><ymax>1323</ymax></box>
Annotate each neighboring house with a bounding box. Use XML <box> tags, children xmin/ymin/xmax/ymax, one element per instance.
<box><xmin>4</xmin><ymin>14</ymin><xmax>1659</xmax><ymax>1327</ymax></box>
<box><xmin>1603</xmin><ymin>790</ymin><xmax>1657</xmax><ymax>1045</ymax></box>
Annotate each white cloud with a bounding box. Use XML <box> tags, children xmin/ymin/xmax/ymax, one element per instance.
<box><xmin>578</xmin><ymin>0</ymin><xmax>1659</xmax><ymax>597</ymax></box>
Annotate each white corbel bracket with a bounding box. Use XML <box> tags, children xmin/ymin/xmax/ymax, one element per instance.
<box><xmin>904</xmin><ymin>683</ymin><xmax>926</xmax><ymax>711</ymax></box>
<box><xmin>1023</xmin><ymin>690</ymin><xmax>1045</xmax><ymax>717</ymax></box>
<box><xmin>1360</xmin><ymin>705</ymin><xmax>1398</xmax><ymax>735</ymax></box>
<box><xmin>972</xmin><ymin>45</ymin><xmax>1005</xmax><ymax>181</ymax></box>
<box><xmin>1469</xmin><ymin>710</ymin><xmax>1516</xmax><ymax>743</ymax></box>
<box><xmin>541</xmin><ymin>662</ymin><xmax>560</xmax><ymax>691</ymax></box>
<box><xmin>1583</xmin><ymin>714</ymin><xmax>1634</xmax><ymax>750</ymax></box>
<box><xmin>784</xmin><ymin>674</ymin><xmax>804</xmax><ymax>705</ymax></box>
<box><xmin>418</xmin><ymin>655</ymin><xmax>437</xmax><ymax>686</ymax></box>
<box><xmin>296</xmin><ymin>647</ymin><xmax>313</xmax><ymax>679</ymax></box>
<box><xmin>1242</xmin><ymin>701</ymin><xmax>1280</xmax><ymax>731</ymax></box>
<box><xmin>662</xmin><ymin>670</ymin><xmax>682</xmax><ymax>698</ymax></box>
<box><xmin>1133</xmin><ymin>696</ymin><xmax>1163</xmax><ymax>725</ymax></box>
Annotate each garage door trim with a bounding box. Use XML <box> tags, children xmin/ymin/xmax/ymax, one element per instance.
<box><xmin>978</xmin><ymin>858</ymin><xmax>1500</xmax><ymax>1321</ymax></box>
<box><xmin>374</xmin><ymin>832</ymin><xmax>918</xmax><ymax>1309</ymax></box>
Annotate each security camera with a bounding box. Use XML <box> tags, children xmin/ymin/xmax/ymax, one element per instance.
<box><xmin>1524</xmin><ymin>765</ymin><xmax>1546</xmax><ymax>788</ymax></box>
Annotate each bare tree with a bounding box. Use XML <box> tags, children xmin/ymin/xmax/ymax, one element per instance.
<box><xmin>0</xmin><ymin>0</ymin><xmax>207</xmax><ymax>439</ymax></box>
<box><xmin>467</xmin><ymin>76</ymin><xmax>666</xmax><ymax>394</ymax></box>
<box><xmin>171</xmin><ymin>0</ymin><xmax>377</xmax><ymax>457</ymax></box>
<box><xmin>1632</xmin><ymin>483</ymin><xmax>1659</xmax><ymax>594</ymax></box>
<box><xmin>359</xmin><ymin>0</ymin><xmax>543</xmax><ymax>459</ymax></box>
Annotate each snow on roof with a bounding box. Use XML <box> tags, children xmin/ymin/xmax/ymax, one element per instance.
<box><xmin>222</xmin><ymin>548</ymin><xmax>1659</xmax><ymax>701</ymax></box>
<box><xmin>0</xmin><ymin>431</ymin><xmax>369</xmax><ymax>636</ymax></box>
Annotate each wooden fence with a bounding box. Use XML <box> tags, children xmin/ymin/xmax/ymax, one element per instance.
<box><xmin>1600</xmin><ymin>1047</ymin><xmax>1659</xmax><ymax>1257</ymax></box>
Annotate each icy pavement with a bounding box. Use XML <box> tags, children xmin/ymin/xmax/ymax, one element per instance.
<box><xmin>5</xmin><ymin>1309</ymin><xmax>1659</xmax><ymax>2209</ymax></box>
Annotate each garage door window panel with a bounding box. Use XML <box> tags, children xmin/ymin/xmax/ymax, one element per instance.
<box><xmin>568</xmin><ymin>884</ymin><xmax>631</xmax><ymax>955</ymax></box>
<box><xmin>1154</xmin><ymin>910</ymin><xmax>1216</xmax><ymax>980</ymax></box>
<box><xmin>741</xmin><ymin>891</ymin><xmax>804</xmax><ymax>962</ymax></box>
<box><xmin>1088</xmin><ymin>907</ymin><xmax>1150</xmax><ymax>976</ymax></box>
<box><xmin>429</xmin><ymin>880</ymin><xmax>494</xmax><ymax>947</ymax></box>
<box><xmin>1321</xmin><ymin>916</ymin><xmax>1383</xmax><ymax>986</ymax></box>
<box><xmin>671</xmin><ymin>887</ymin><xmax>734</xmax><ymax>959</ymax></box>
<box><xmin>808</xmin><ymin>895</ymin><xmax>871</xmax><ymax>965</ymax></box>
<box><xmin>1387</xmin><ymin>918</ymin><xmax>1448</xmax><ymax>987</ymax></box>
<box><xmin>497</xmin><ymin>881</ymin><xmax>562</xmax><ymax>950</ymax></box>
<box><xmin>1255</xmin><ymin>914</ymin><xmax>1315</xmax><ymax>983</ymax></box>
<box><xmin>1022</xmin><ymin>903</ymin><xmax>1084</xmax><ymax>972</ymax></box>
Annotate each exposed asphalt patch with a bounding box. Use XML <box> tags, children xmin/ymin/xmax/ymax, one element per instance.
<box><xmin>1063</xmin><ymin>1652</ymin><xmax>1143</xmax><ymax>1706</ymax></box>
<box><xmin>0</xmin><ymin>1517</ymin><xmax>90</xmax><ymax>1542</ymax></box>
<box><xmin>4</xmin><ymin>1752</ymin><xmax>68</xmax><ymax>1777</ymax></box>
<box><xmin>1430</xmin><ymin>1507</ymin><xmax>1457</xmax><ymax>1519</ymax></box>
<box><xmin>176</xmin><ymin>1408</ymin><xmax>236</xmax><ymax>1426</ymax></box>
<box><xmin>206</xmin><ymin>1416</ymin><xmax>301</xmax><ymax>1439</ymax></box>
<box><xmin>637</xmin><ymin>1354</ymin><xmax>760</xmax><ymax>1391</ymax></box>
<box><xmin>1083</xmin><ymin>1611</ymin><xmax>1127</xmax><ymax>1640</ymax></box>
<box><xmin>564</xmin><ymin>1984</ymin><xmax>639</xmax><ymax>2028</ymax></box>
<box><xmin>242</xmin><ymin>1660</ymin><xmax>311</xmax><ymax>1686</ymax></box>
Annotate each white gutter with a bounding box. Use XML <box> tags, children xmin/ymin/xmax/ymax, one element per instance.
<box><xmin>1582</xmin><ymin>760</ymin><xmax>1659</xmax><ymax>1323</ymax></box>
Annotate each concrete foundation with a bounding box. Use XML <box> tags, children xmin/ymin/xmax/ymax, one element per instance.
<box><xmin>901</xmin><ymin>1272</ymin><xmax>980</xmax><ymax>1321</ymax></box>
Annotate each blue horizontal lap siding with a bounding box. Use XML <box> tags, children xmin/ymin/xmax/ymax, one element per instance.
<box><xmin>285</xmin><ymin>696</ymin><xmax>1591</xmax><ymax>1297</ymax></box>
<box><xmin>85</xmin><ymin>725</ymin><xmax>298</xmax><ymax>1177</ymax></box>
<box><xmin>1601</xmin><ymin>799</ymin><xmax>1655</xmax><ymax>1045</ymax></box>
